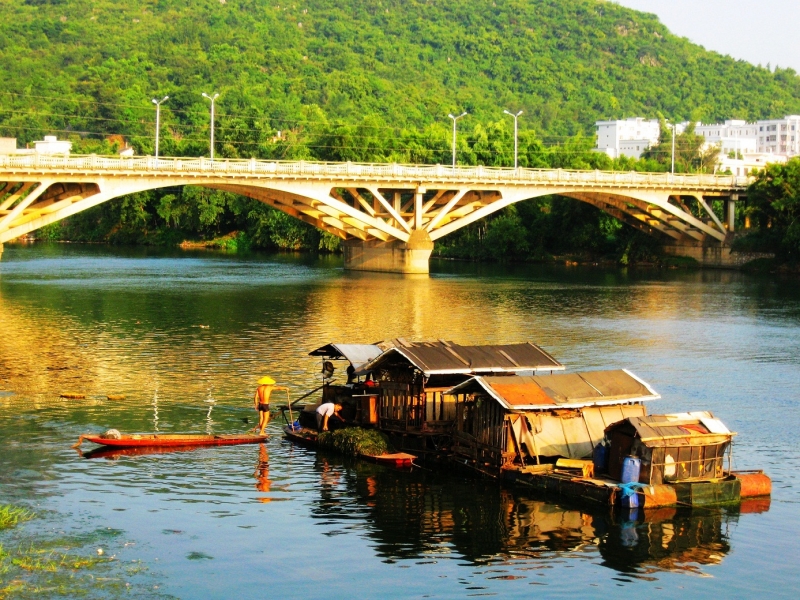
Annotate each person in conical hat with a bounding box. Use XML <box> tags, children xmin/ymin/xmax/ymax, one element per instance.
<box><xmin>254</xmin><ymin>376</ymin><xmax>289</xmax><ymax>435</ymax></box>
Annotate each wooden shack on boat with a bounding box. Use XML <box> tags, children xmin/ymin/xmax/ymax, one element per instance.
<box><xmin>604</xmin><ymin>412</ymin><xmax>735</xmax><ymax>484</ymax></box>
<box><xmin>303</xmin><ymin>342</ymin><xmax>386</xmax><ymax>424</ymax></box>
<box><xmin>444</xmin><ymin>369</ymin><xmax>660</xmax><ymax>477</ymax></box>
<box><xmin>354</xmin><ymin>339</ymin><xmax>564</xmax><ymax>451</ymax></box>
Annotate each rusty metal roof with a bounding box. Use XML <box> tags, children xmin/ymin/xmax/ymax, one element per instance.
<box><xmin>445</xmin><ymin>369</ymin><xmax>659</xmax><ymax>410</ymax></box>
<box><xmin>356</xmin><ymin>339</ymin><xmax>563</xmax><ymax>376</ymax></box>
<box><xmin>608</xmin><ymin>412</ymin><xmax>735</xmax><ymax>446</ymax></box>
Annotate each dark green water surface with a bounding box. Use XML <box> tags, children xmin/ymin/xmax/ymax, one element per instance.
<box><xmin>1</xmin><ymin>244</ymin><xmax>798</xmax><ymax>598</ymax></box>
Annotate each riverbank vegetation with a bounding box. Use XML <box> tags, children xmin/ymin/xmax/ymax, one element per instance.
<box><xmin>2</xmin><ymin>0</ymin><xmax>800</xmax><ymax>263</ymax></box>
<box><xmin>733</xmin><ymin>158</ymin><xmax>800</xmax><ymax>270</ymax></box>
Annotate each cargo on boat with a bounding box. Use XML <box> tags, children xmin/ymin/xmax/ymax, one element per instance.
<box><xmin>283</xmin><ymin>424</ymin><xmax>415</xmax><ymax>468</ymax></box>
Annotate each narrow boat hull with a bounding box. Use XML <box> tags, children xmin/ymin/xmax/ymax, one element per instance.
<box><xmin>283</xmin><ymin>426</ymin><xmax>415</xmax><ymax>468</ymax></box>
<box><xmin>77</xmin><ymin>433</ymin><xmax>268</xmax><ymax>448</ymax></box>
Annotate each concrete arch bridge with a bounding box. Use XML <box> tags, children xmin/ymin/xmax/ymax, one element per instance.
<box><xmin>0</xmin><ymin>154</ymin><xmax>748</xmax><ymax>273</ymax></box>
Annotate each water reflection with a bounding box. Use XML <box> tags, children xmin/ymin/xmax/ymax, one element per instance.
<box><xmin>254</xmin><ymin>444</ymin><xmax>272</xmax><ymax>502</ymax></box>
<box><xmin>1</xmin><ymin>244</ymin><xmax>797</xmax><ymax>596</ymax></box>
<box><xmin>310</xmin><ymin>461</ymin><xmax>761</xmax><ymax>578</ymax></box>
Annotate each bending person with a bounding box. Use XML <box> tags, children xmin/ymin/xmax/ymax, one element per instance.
<box><xmin>316</xmin><ymin>402</ymin><xmax>343</xmax><ymax>432</ymax></box>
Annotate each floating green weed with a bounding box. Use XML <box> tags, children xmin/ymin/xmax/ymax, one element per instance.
<box><xmin>318</xmin><ymin>427</ymin><xmax>390</xmax><ymax>457</ymax></box>
<box><xmin>0</xmin><ymin>505</ymin><xmax>34</xmax><ymax>530</ymax></box>
<box><xmin>0</xmin><ymin>505</ymin><xmax>162</xmax><ymax>599</ymax></box>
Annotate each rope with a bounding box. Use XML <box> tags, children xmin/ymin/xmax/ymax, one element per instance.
<box><xmin>617</xmin><ymin>482</ymin><xmax>651</xmax><ymax>498</ymax></box>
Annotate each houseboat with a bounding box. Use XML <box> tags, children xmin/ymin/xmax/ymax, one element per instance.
<box><xmin>282</xmin><ymin>340</ymin><xmax>771</xmax><ymax>509</ymax></box>
<box><xmin>444</xmin><ymin>369</ymin><xmax>659</xmax><ymax>477</ymax></box>
<box><xmin>443</xmin><ymin>373</ymin><xmax>770</xmax><ymax>507</ymax></box>
<box><xmin>293</xmin><ymin>339</ymin><xmax>564</xmax><ymax>458</ymax></box>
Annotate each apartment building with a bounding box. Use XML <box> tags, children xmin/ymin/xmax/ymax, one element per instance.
<box><xmin>594</xmin><ymin>118</ymin><xmax>661</xmax><ymax>159</ymax></box>
<box><xmin>755</xmin><ymin>116</ymin><xmax>800</xmax><ymax>155</ymax></box>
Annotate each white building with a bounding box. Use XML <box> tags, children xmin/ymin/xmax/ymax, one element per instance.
<box><xmin>33</xmin><ymin>135</ymin><xmax>72</xmax><ymax>155</ymax></box>
<box><xmin>717</xmin><ymin>152</ymin><xmax>786</xmax><ymax>177</ymax></box>
<box><xmin>755</xmin><ymin>116</ymin><xmax>800</xmax><ymax>156</ymax></box>
<box><xmin>0</xmin><ymin>137</ymin><xmax>16</xmax><ymax>155</ymax></box>
<box><xmin>594</xmin><ymin>118</ymin><xmax>661</xmax><ymax>159</ymax></box>
<box><xmin>695</xmin><ymin>120</ymin><xmax>758</xmax><ymax>157</ymax></box>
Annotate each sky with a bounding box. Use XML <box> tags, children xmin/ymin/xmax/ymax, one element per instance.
<box><xmin>615</xmin><ymin>0</ymin><xmax>800</xmax><ymax>72</ymax></box>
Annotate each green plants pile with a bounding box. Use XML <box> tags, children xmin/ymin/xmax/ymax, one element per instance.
<box><xmin>318</xmin><ymin>428</ymin><xmax>390</xmax><ymax>457</ymax></box>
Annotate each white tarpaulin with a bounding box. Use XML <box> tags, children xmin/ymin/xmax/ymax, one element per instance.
<box><xmin>512</xmin><ymin>405</ymin><xmax>647</xmax><ymax>460</ymax></box>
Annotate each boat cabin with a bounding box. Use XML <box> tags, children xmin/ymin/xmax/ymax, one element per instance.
<box><xmin>444</xmin><ymin>369</ymin><xmax>660</xmax><ymax>476</ymax></box>
<box><xmin>305</xmin><ymin>343</ymin><xmax>386</xmax><ymax>424</ymax></box>
<box><xmin>355</xmin><ymin>339</ymin><xmax>564</xmax><ymax>437</ymax></box>
<box><xmin>604</xmin><ymin>412</ymin><xmax>735</xmax><ymax>485</ymax></box>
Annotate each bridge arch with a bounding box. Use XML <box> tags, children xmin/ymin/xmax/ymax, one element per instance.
<box><xmin>1</xmin><ymin>155</ymin><xmax>745</xmax><ymax>271</ymax></box>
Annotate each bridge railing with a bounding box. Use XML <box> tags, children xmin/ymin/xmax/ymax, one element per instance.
<box><xmin>0</xmin><ymin>153</ymin><xmax>751</xmax><ymax>188</ymax></box>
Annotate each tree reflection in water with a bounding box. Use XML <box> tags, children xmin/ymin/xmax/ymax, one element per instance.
<box><xmin>308</xmin><ymin>457</ymin><xmax>769</xmax><ymax>577</ymax></box>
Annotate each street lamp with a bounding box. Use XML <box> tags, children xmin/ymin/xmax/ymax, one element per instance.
<box><xmin>503</xmin><ymin>109</ymin><xmax>523</xmax><ymax>169</ymax></box>
<box><xmin>202</xmin><ymin>92</ymin><xmax>220</xmax><ymax>160</ymax></box>
<box><xmin>448</xmin><ymin>111</ymin><xmax>468</xmax><ymax>168</ymax></box>
<box><xmin>151</xmin><ymin>96</ymin><xmax>168</xmax><ymax>159</ymax></box>
<box><xmin>670</xmin><ymin>123</ymin><xmax>677</xmax><ymax>174</ymax></box>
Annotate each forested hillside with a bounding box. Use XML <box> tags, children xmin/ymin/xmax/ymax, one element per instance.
<box><xmin>1</xmin><ymin>0</ymin><xmax>799</xmax><ymax>261</ymax></box>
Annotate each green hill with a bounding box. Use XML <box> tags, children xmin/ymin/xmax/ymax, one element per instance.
<box><xmin>2</xmin><ymin>0</ymin><xmax>799</xmax><ymax>153</ymax></box>
<box><xmin>1</xmin><ymin>0</ymin><xmax>798</xmax><ymax>261</ymax></box>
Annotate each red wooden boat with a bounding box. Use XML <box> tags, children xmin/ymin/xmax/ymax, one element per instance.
<box><xmin>283</xmin><ymin>425</ymin><xmax>415</xmax><ymax>468</ymax></box>
<box><xmin>73</xmin><ymin>432</ymin><xmax>268</xmax><ymax>449</ymax></box>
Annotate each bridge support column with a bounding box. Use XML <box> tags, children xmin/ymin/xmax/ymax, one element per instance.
<box><xmin>725</xmin><ymin>197</ymin><xmax>736</xmax><ymax>232</ymax></box>
<box><xmin>343</xmin><ymin>230</ymin><xmax>433</xmax><ymax>274</ymax></box>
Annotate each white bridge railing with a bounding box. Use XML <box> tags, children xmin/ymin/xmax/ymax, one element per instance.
<box><xmin>0</xmin><ymin>153</ymin><xmax>751</xmax><ymax>189</ymax></box>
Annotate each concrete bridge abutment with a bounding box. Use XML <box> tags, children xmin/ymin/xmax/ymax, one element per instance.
<box><xmin>343</xmin><ymin>230</ymin><xmax>434</xmax><ymax>274</ymax></box>
<box><xmin>662</xmin><ymin>242</ymin><xmax>773</xmax><ymax>268</ymax></box>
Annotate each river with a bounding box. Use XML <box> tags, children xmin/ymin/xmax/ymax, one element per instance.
<box><xmin>0</xmin><ymin>243</ymin><xmax>798</xmax><ymax>598</ymax></box>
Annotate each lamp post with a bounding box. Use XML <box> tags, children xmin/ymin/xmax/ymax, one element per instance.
<box><xmin>202</xmin><ymin>92</ymin><xmax>220</xmax><ymax>160</ymax></box>
<box><xmin>503</xmin><ymin>109</ymin><xmax>523</xmax><ymax>169</ymax></box>
<box><xmin>151</xmin><ymin>96</ymin><xmax>168</xmax><ymax>159</ymax></box>
<box><xmin>448</xmin><ymin>111</ymin><xmax>467</xmax><ymax>168</ymax></box>
<box><xmin>671</xmin><ymin>123</ymin><xmax>677</xmax><ymax>174</ymax></box>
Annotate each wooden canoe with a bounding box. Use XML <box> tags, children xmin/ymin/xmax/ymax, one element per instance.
<box><xmin>74</xmin><ymin>433</ymin><xmax>268</xmax><ymax>449</ymax></box>
<box><xmin>283</xmin><ymin>425</ymin><xmax>415</xmax><ymax>468</ymax></box>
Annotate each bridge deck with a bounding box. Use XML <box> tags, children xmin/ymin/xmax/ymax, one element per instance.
<box><xmin>0</xmin><ymin>154</ymin><xmax>749</xmax><ymax>191</ymax></box>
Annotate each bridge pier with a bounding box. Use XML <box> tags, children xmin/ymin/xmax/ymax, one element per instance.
<box><xmin>343</xmin><ymin>230</ymin><xmax>433</xmax><ymax>274</ymax></box>
<box><xmin>662</xmin><ymin>242</ymin><xmax>772</xmax><ymax>268</ymax></box>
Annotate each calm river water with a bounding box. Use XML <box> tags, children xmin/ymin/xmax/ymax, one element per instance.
<box><xmin>1</xmin><ymin>243</ymin><xmax>799</xmax><ymax>599</ymax></box>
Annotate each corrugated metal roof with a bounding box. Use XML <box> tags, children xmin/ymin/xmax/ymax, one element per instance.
<box><xmin>308</xmin><ymin>343</ymin><xmax>384</xmax><ymax>368</ymax></box>
<box><xmin>445</xmin><ymin>369</ymin><xmax>660</xmax><ymax>410</ymax></box>
<box><xmin>617</xmin><ymin>412</ymin><xmax>735</xmax><ymax>444</ymax></box>
<box><xmin>355</xmin><ymin>340</ymin><xmax>563</xmax><ymax>376</ymax></box>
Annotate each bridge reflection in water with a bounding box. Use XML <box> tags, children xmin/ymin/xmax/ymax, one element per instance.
<box><xmin>309</xmin><ymin>456</ymin><xmax>769</xmax><ymax>578</ymax></box>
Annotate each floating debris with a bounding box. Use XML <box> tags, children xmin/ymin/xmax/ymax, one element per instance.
<box><xmin>106</xmin><ymin>395</ymin><xmax>126</xmax><ymax>401</ymax></box>
<box><xmin>60</xmin><ymin>393</ymin><xmax>86</xmax><ymax>399</ymax></box>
